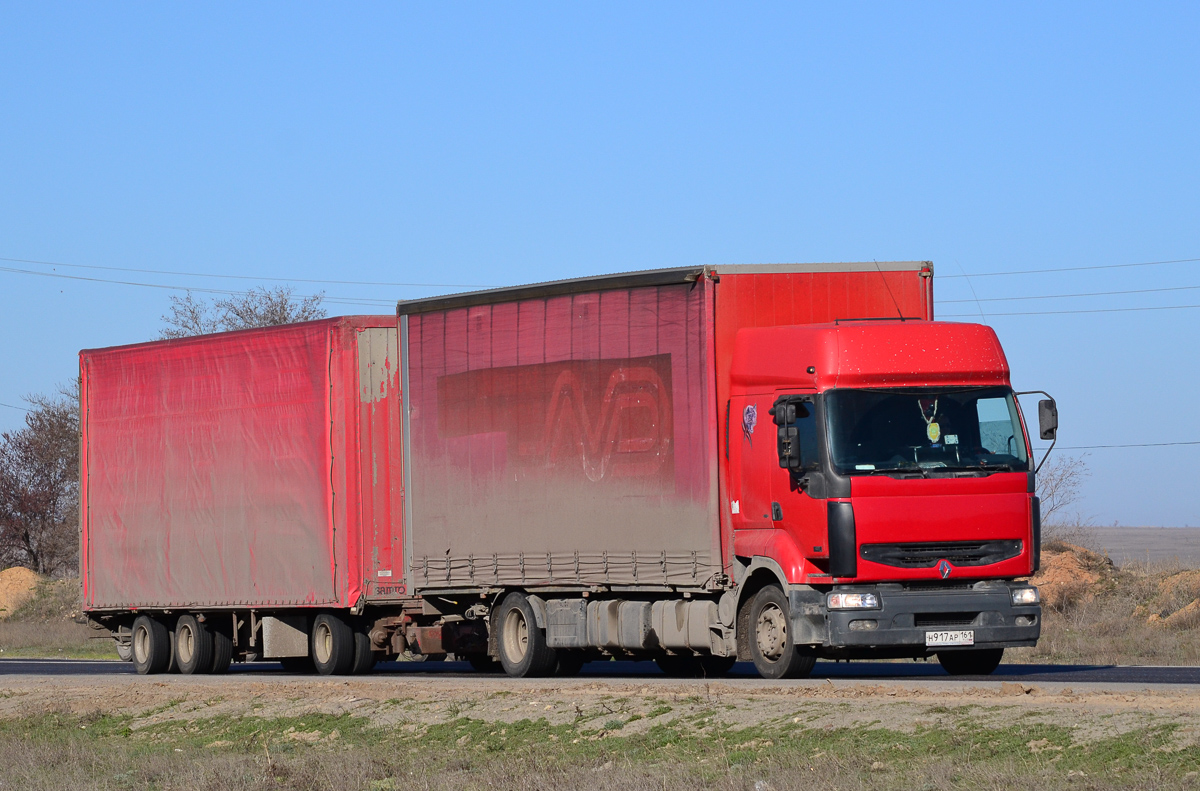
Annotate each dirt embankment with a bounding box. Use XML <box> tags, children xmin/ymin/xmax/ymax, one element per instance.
<box><xmin>0</xmin><ymin>566</ymin><xmax>41</xmax><ymax>619</ymax></box>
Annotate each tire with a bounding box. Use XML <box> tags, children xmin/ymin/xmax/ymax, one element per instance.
<box><xmin>116</xmin><ymin>640</ymin><xmax>133</xmax><ymax>662</ymax></box>
<box><xmin>131</xmin><ymin>615</ymin><xmax>171</xmax><ymax>675</ymax></box>
<box><xmin>174</xmin><ymin>615</ymin><xmax>214</xmax><ymax>675</ymax></box>
<box><xmin>555</xmin><ymin>651</ymin><xmax>587</xmax><ymax>676</ymax></box>
<box><xmin>210</xmin><ymin>622</ymin><xmax>234</xmax><ymax>674</ymax></box>
<box><xmin>350</xmin><ymin>629</ymin><xmax>377</xmax><ymax>675</ymax></box>
<box><xmin>495</xmin><ymin>593</ymin><xmax>557</xmax><ymax>677</ymax></box>
<box><xmin>748</xmin><ymin>585</ymin><xmax>817</xmax><ymax>680</ymax></box>
<box><xmin>938</xmin><ymin>648</ymin><xmax>1004</xmax><ymax>676</ymax></box>
<box><xmin>279</xmin><ymin>655</ymin><xmax>316</xmax><ymax>674</ymax></box>
<box><xmin>466</xmin><ymin>653</ymin><xmax>502</xmax><ymax>673</ymax></box>
<box><xmin>311</xmin><ymin>613</ymin><xmax>356</xmax><ymax>676</ymax></box>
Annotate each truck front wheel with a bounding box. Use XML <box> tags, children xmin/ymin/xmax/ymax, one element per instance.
<box><xmin>937</xmin><ymin>648</ymin><xmax>1004</xmax><ymax>676</ymax></box>
<box><xmin>748</xmin><ymin>585</ymin><xmax>816</xmax><ymax>680</ymax></box>
<box><xmin>496</xmin><ymin>593</ymin><xmax>557</xmax><ymax>677</ymax></box>
<box><xmin>311</xmin><ymin>614</ymin><xmax>355</xmax><ymax>675</ymax></box>
<box><xmin>131</xmin><ymin>615</ymin><xmax>171</xmax><ymax>675</ymax></box>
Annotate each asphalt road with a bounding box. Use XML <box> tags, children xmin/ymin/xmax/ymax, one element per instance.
<box><xmin>4</xmin><ymin>658</ymin><xmax>1198</xmax><ymax>686</ymax></box>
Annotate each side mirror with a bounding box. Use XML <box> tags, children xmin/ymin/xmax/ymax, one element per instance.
<box><xmin>1038</xmin><ymin>399</ymin><xmax>1058</xmax><ymax>441</ymax></box>
<box><xmin>769</xmin><ymin>397</ymin><xmax>805</xmax><ymax>470</ymax></box>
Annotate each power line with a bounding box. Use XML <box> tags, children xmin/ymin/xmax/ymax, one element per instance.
<box><xmin>0</xmin><ymin>402</ymin><xmax>30</xmax><ymax>413</ymax></box>
<box><xmin>0</xmin><ymin>255</ymin><xmax>485</xmax><ymax>289</ymax></box>
<box><xmin>1037</xmin><ymin>441</ymin><xmax>1200</xmax><ymax>449</ymax></box>
<box><xmin>0</xmin><ymin>265</ymin><xmax>396</xmax><ymax>307</ymax></box>
<box><xmin>939</xmin><ymin>283</ymin><xmax>1200</xmax><ymax>304</ymax></box>
<box><xmin>940</xmin><ymin>303</ymin><xmax>1200</xmax><ymax>318</ymax></box>
<box><xmin>940</xmin><ymin>257</ymin><xmax>1200</xmax><ymax>279</ymax></box>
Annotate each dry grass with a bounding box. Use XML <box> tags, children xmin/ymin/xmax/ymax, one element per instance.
<box><xmin>0</xmin><ymin>707</ymin><xmax>1195</xmax><ymax>791</ymax></box>
<box><xmin>0</xmin><ymin>576</ymin><xmax>115</xmax><ymax>658</ymax></box>
<box><xmin>1011</xmin><ymin>544</ymin><xmax>1200</xmax><ymax>666</ymax></box>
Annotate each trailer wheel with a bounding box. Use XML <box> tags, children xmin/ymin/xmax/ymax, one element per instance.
<box><xmin>350</xmin><ymin>629</ymin><xmax>377</xmax><ymax>675</ymax></box>
<box><xmin>496</xmin><ymin>593</ymin><xmax>557</xmax><ymax>677</ymax></box>
<box><xmin>748</xmin><ymin>585</ymin><xmax>816</xmax><ymax>680</ymax></box>
<box><xmin>174</xmin><ymin>615</ymin><xmax>214</xmax><ymax>675</ymax></box>
<box><xmin>937</xmin><ymin>648</ymin><xmax>1004</xmax><ymax>676</ymax></box>
<box><xmin>311</xmin><ymin>613</ymin><xmax>355</xmax><ymax>675</ymax></box>
<box><xmin>209</xmin><ymin>622</ymin><xmax>234</xmax><ymax>674</ymax></box>
<box><xmin>115</xmin><ymin>641</ymin><xmax>133</xmax><ymax>662</ymax></box>
<box><xmin>131</xmin><ymin>615</ymin><xmax>171</xmax><ymax>675</ymax></box>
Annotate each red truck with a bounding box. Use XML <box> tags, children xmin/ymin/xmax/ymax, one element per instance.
<box><xmin>80</xmin><ymin>262</ymin><xmax>1052</xmax><ymax>679</ymax></box>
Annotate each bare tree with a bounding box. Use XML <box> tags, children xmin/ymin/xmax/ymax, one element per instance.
<box><xmin>160</xmin><ymin>286</ymin><xmax>327</xmax><ymax>339</ymax></box>
<box><xmin>0</xmin><ymin>384</ymin><xmax>80</xmax><ymax>576</ymax></box>
<box><xmin>1036</xmin><ymin>454</ymin><xmax>1091</xmax><ymax>539</ymax></box>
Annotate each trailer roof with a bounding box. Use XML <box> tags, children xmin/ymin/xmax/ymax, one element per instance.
<box><xmin>396</xmin><ymin>261</ymin><xmax>932</xmax><ymax>315</ymax></box>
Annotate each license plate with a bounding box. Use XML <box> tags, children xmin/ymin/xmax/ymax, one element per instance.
<box><xmin>925</xmin><ymin>630</ymin><xmax>974</xmax><ymax>647</ymax></box>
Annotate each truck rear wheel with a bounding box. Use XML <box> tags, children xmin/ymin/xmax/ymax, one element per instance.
<box><xmin>311</xmin><ymin>613</ymin><xmax>355</xmax><ymax>675</ymax></box>
<box><xmin>174</xmin><ymin>615</ymin><xmax>214</xmax><ymax>675</ymax></box>
<box><xmin>496</xmin><ymin>593</ymin><xmax>557</xmax><ymax>677</ymax></box>
<box><xmin>131</xmin><ymin>615</ymin><xmax>171</xmax><ymax>675</ymax></box>
<box><xmin>937</xmin><ymin>648</ymin><xmax>1004</xmax><ymax>676</ymax></box>
<box><xmin>748</xmin><ymin>585</ymin><xmax>816</xmax><ymax>680</ymax></box>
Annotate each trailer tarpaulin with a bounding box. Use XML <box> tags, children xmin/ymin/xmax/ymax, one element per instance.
<box><xmin>403</xmin><ymin>280</ymin><xmax>720</xmax><ymax>588</ymax></box>
<box><xmin>81</xmin><ymin>323</ymin><xmax>340</xmax><ymax>608</ymax></box>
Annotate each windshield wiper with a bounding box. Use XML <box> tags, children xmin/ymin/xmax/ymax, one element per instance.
<box><xmin>867</xmin><ymin>466</ymin><xmax>928</xmax><ymax>478</ymax></box>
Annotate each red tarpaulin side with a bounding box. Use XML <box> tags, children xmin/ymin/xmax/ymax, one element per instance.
<box><xmin>80</xmin><ymin>318</ymin><xmax>393</xmax><ymax>610</ymax></box>
<box><xmin>403</xmin><ymin>281</ymin><xmax>720</xmax><ymax>588</ymax></box>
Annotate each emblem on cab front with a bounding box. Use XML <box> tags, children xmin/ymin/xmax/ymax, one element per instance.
<box><xmin>937</xmin><ymin>559</ymin><xmax>952</xmax><ymax>579</ymax></box>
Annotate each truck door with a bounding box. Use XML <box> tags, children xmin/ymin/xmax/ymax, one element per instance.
<box><xmin>356</xmin><ymin>326</ymin><xmax>407</xmax><ymax>599</ymax></box>
<box><xmin>728</xmin><ymin>394</ymin><xmax>777</xmax><ymax>530</ymax></box>
<box><xmin>769</xmin><ymin>393</ymin><xmax>828</xmax><ymax>561</ymax></box>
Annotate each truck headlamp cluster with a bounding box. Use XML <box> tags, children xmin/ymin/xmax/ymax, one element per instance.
<box><xmin>1010</xmin><ymin>587</ymin><xmax>1040</xmax><ymax>606</ymax></box>
<box><xmin>827</xmin><ymin>592</ymin><xmax>879</xmax><ymax>610</ymax></box>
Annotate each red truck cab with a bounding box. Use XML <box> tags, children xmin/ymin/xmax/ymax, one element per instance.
<box><xmin>725</xmin><ymin>320</ymin><xmax>1043</xmax><ymax>675</ymax></box>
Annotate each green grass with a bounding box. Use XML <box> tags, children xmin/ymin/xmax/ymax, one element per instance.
<box><xmin>0</xmin><ymin>704</ymin><xmax>1196</xmax><ymax>790</ymax></box>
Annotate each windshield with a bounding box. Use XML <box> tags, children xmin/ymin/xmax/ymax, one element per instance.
<box><xmin>825</xmin><ymin>387</ymin><xmax>1029</xmax><ymax>474</ymax></box>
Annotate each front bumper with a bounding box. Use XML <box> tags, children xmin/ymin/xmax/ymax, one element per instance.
<box><xmin>788</xmin><ymin>581</ymin><xmax>1041</xmax><ymax>654</ymax></box>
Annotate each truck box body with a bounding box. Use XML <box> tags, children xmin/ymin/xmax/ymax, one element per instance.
<box><xmin>80</xmin><ymin>316</ymin><xmax>403</xmax><ymax>610</ymax></box>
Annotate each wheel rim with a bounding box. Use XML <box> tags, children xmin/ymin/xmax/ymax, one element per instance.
<box><xmin>755</xmin><ymin>602</ymin><xmax>788</xmax><ymax>662</ymax></box>
<box><xmin>501</xmin><ymin>607</ymin><xmax>529</xmax><ymax>664</ymax></box>
<box><xmin>177</xmin><ymin>622</ymin><xmax>195</xmax><ymax>665</ymax></box>
<box><xmin>133</xmin><ymin>624</ymin><xmax>150</xmax><ymax>664</ymax></box>
<box><xmin>314</xmin><ymin>622</ymin><xmax>333</xmax><ymax>664</ymax></box>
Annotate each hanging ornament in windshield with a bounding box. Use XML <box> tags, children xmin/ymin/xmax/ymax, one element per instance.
<box><xmin>918</xmin><ymin>396</ymin><xmax>941</xmax><ymax>443</ymax></box>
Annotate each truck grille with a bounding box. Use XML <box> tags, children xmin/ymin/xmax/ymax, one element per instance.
<box><xmin>860</xmin><ymin>540</ymin><xmax>1022</xmax><ymax>568</ymax></box>
<box><xmin>915</xmin><ymin>612</ymin><xmax>979</xmax><ymax>627</ymax></box>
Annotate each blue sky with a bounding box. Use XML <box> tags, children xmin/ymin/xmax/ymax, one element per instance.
<box><xmin>1</xmin><ymin>4</ymin><xmax>1197</xmax><ymax>525</ymax></box>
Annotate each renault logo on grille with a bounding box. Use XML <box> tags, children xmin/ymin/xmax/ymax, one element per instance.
<box><xmin>937</xmin><ymin>559</ymin><xmax>953</xmax><ymax>579</ymax></box>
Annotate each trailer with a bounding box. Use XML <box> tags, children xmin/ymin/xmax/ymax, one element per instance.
<box><xmin>81</xmin><ymin>262</ymin><xmax>1050</xmax><ymax>678</ymax></box>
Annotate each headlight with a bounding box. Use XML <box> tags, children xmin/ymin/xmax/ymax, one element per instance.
<box><xmin>827</xmin><ymin>592</ymin><xmax>879</xmax><ymax>610</ymax></box>
<box><xmin>1011</xmin><ymin>587</ymin><xmax>1040</xmax><ymax>606</ymax></box>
